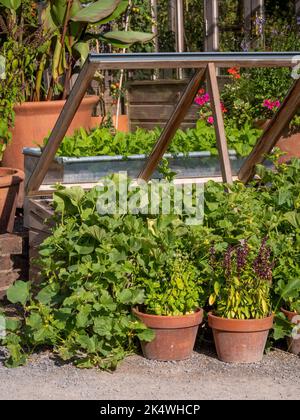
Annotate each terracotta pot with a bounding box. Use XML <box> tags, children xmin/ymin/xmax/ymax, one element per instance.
<box><xmin>2</xmin><ymin>96</ymin><xmax>99</xmax><ymax>172</ymax></box>
<box><xmin>253</xmin><ymin>119</ymin><xmax>271</xmax><ymax>131</ymax></box>
<box><xmin>0</xmin><ymin>168</ymin><xmax>24</xmax><ymax>233</ymax></box>
<box><xmin>277</xmin><ymin>130</ymin><xmax>300</xmax><ymax>163</ymax></box>
<box><xmin>281</xmin><ymin>308</ymin><xmax>300</xmax><ymax>356</ymax></box>
<box><xmin>113</xmin><ymin>114</ymin><xmax>129</xmax><ymax>132</ymax></box>
<box><xmin>132</xmin><ymin>307</ymin><xmax>203</xmax><ymax>361</ymax></box>
<box><xmin>208</xmin><ymin>312</ymin><xmax>274</xmax><ymax>363</ymax></box>
<box><xmin>253</xmin><ymin>119</ymin><xmax>300</xmax><ymax>163</ymax></box>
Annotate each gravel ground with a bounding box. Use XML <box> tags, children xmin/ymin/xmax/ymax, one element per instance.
<box><xmin>0</xmin><ymin>343</ymin><xmax>299</xmax><ymax>400</ymax></box>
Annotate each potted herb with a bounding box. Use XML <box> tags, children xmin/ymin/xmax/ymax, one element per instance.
<box><xmin>133</xmin><ymin>252</ymin><xmax>204</xmax><ymax>361</ymax></box>
<box><xmin>274</xmin><ymin>279</ymin><xmax>300</xmax><ymax>356</ymax></box>
<box><xmin>208</xmin><ymin>239</ymin><xmax>274</xmax><ymax>363</ymax></box>
<box><xmin>0</xmin><ymin>0</ymin><xmax>154</xmax><ymax>171</ymax></box>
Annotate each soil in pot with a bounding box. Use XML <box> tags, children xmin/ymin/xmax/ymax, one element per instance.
<box><xmin>281</xmin><ymin>308</ymin><xmax>300</xmax><ymax>356</ymax></box>
<box><xmin>132</xmin><ymin>307</ymin><xmax>203</xmax><ymax>361</ymax></box>
<box><xmin>208</xmin><ymin>312</ymin><xmax>274</xmax><ymax>363</ymax></box>
<box><xmin>0</xmin><ymin>168</ymin><xmax>24</xmax><ymax>233</ymax></box>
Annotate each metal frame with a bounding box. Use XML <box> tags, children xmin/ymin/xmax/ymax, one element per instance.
<box><xmin>25</xmin><ymin>52</ymin><xmax>300</xmax><ymax>195</ymax></box>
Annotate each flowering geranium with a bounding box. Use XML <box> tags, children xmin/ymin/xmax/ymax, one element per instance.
<box><xmin>228</xmin><ymin>66</ymin><xmax>241</xmax><ymax>79</ymax></box>
<box><xmin>262</xmin><ymin>99</ymin><xmax>280</xmax><ymax>111</ymax></box>
<box><xmin>194</xmin><ymin>89</ymin><xmax>227</xmax><ymax>126</ymax></box>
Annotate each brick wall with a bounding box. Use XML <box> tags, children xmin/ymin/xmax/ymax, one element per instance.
<box><xmin>0</xmin><ymin>233</ymin><xmax>29</xmax><ymax>299</ymax></box>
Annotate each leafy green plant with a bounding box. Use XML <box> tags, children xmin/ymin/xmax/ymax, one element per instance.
<box><xmin>39</xmin><ymin>0</ymin><xmax>154</xmax><ymax>100</ymax></box>
<box><xmin>208</xmin><ymin>239</ymin><xmax>273</xmax><ymax>320</ymax></box>
<box><xmin>45</xmin><ymin>120</ymin><xmax>261</xmax><ymax>158</ymax></box>
<box><xmin>1</xmin><ymin>177</ymin><xmax>212</xmax><ymax>368</ymax></box>
<box><xmin>0</xmin><ymin>1</ymin><xmax>154</xmax><ymax>101</ymax></box>
<box><xmin>0</xmin><ymin>2</ymin><xmax>45</xmax><ymax>158</ymax></box>
<box><xmin>253</xmin><ymin>158</ymin><xmax>300</xmax><ymax>317</ymax></box>
<box><xmin>137</xmin><ymin>252</ymin><xmax>204</xmax><ymax>316</ymax></box>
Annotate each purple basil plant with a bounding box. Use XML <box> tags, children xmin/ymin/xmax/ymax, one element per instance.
<box><xmin>210</xmin><ymin>238</ymin><xmax>274</xmax><ymax>282</ymax></box>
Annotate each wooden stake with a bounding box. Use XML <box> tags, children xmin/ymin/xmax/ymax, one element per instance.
<box><xmin>207</xmin><ymin>62</ymin><xmax>233</xmax><ymax>184</ymax></box>
<box><xmin>26</xmin><ymin>60</ymin><xmax>98</xmax><ymax>194</ymax></box>
<box><xmin>138</xmin><ymin>68</ymin><xmax>206</xmax><ymax>181</ymax></box>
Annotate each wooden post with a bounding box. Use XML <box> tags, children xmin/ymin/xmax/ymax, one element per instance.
<box><xmin>176</xmin><ymin>0</ymin><xmax>185</xmax><ymax>79</ymax></box>
<box><xmin>204</xmin><ymin>0</ymin><xmax>219</xmax><ymax>52</ymax></box>
<box><xmin>238</xmin><ymin>77</ymin><xmax>300</xmax><ymax>183</ymax></box>
<box><xmin>206</xmin><ymin>63</ymin><xmax>233</xmax><ymax>184</ymax></box>
<box><xmin>138</xmin><ymin>68</ymin><xmax>206</xmax><ymax>181</ymax></box>
<box><xmin>244</xmin><ymin>0</ymin><xmax>252</xmax><ymax>41</ymax></box>
<box><xmin>26</xmin><ymin>60</ymin><xmax>98</xmax><ymax>194</ymax></box>
<box><xmin>296</xmin><ymin>0</ymin><xmax>300</xmax><ymax>25</ymax></box>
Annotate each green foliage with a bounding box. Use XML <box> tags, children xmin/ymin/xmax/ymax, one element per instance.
<box><xmin>253</xmin><ymin>158</ymin><xmax>300</xmax><ymax>316</ymax></box>
<box><xmin>49</xmin><ymin>121</ymin><xmax>261</xmax><ymax>158</ymax></box>
<box><xmin>1</xmin><ymin>178</ymin><xmax>211</xmax><ymax>368</ymax></box>
<box><xmin>0</xmin><ymin>1</ymin><xmax>154</xmax><ymax>103</ymax></box>
<box><xmin>0</xmin><ymin>2</ymin><xmax>42</xmax><ymax>158</ymax></box>
<box><xmin>208</xmin><ymin>240</ymin><xmax>273</xmax><ymax>320</ymax></box>
<box><xmin>204</xmin><ymin>156</ymin><xmax>300</xmax><ymax>328</ymax></box>
<box><xmin>140</xmin><ymin>253</ymin><xmax>204</xmax><ymax>316</ymax></box>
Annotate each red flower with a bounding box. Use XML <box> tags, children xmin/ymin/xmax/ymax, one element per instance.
<box><xmin>228</xmin><ymin>67</ymin><xmax>241</xmax><ymax>79</ymax></box>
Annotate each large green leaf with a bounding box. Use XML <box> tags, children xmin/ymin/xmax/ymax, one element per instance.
<box><xmin>71</xmin><ymin>0</ymin><xmax>121</xmax><ymax>23</ymax></box>
<box><xmin>103</xmin><ymin>30</ymin><xmax>155</xmax><ymax>45</ymax></box>
<box><xmin>280</xmin><ymin>278</ymin><xmax>300</xmax><ymax>300</ymax></box>
<box><xmin>72</xmin><ymin>42</ymin><xmax>89</xmax><ymax>66</ymax></box>
<box><xmin>7</xmin><ymin>281</ymin><xmax>30</xmax><ymax>306</ymax></box>
<box><xmin>97</xmin><ymin>0</ymin><xmax>128</xmax><ymax>24</ymax></box>
<box><xmin>51</xmin><ymin>0</ymin><xmax>68</xmax><ymax>26</ymax></box>
<box><xmin>41</xmin><ymin>4</ymin><xmax>58</xmax><ymax>33</ymax></box>
<box><xmin>0</xmin><ymin>0</ymin><xmax>21</xmax><ymax>10</ymax></box>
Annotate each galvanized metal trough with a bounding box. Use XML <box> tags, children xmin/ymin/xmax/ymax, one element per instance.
<box><xmin>23</xmin><ymin>147</ymin><xmax>246</xmax><ymax>184</ymax></box>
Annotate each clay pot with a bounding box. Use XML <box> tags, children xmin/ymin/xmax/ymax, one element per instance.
<box><xmin>2</xmin><ymin>96</ymin><xmax>99</xmax><ymax>172</ymax></box>
<box><xmin>208</xmin><ymin>312</ymin><xmax>274</xmax><ymax>363</ymax></box>
<box><xmin>0</xmin><ymin>168</ymin><xmax>24</xmax><ymax>233</ymax></box>
<box><xmin>113</xmin><ymin>114</ymin><xmax>129</xmax><ymax>132</ymax></box>
<box><xmin>281</xmin><ymin>308</ymin><xmax>300</xmax><ymax>356</ymax></box>
<box><xmin>277</xmin><ymin>130</ymin><xmax>300</xmax><ymax>163</ymax></box>
<box><xmin>253</xmin><ymin>119</ymin><xmax>300</xmax><ymax>163</ymax></box>
<box><xmin>132</xmin><ymin>307</ymin><xmax>203</xmax><ymax>361</ymax></box>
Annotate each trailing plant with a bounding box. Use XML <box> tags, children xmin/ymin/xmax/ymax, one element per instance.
<box><xmin>208</xmin><ymin>238</ymin><xmax>273</xmax><ymax>320</ymax></box>
<box><xmin>1</xmin><ymin>176</ymin><xmax>212</xmax><ymax>368</ymax></box>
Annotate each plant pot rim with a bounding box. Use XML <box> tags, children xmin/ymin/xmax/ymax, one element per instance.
<box><xmin>132</xmin><ymin>307</ymin><xmax>203</xmax><ymax>329</ymax></box>
<box><xmin>13</xmin><ymin>95</ymin><xmax>99</xmax><ymax>110</ymax></box>
<box><xmin>281</xmin><ymin>307</ymin><xmax>300</xmax><ymax>323</ymax></box>
<box><xmin>208</xmin><ymin>312</ymin><xmax>274</xmax><ymax>333</ymax></box>
<box><xmin>0</xmin><ymin>167</ymin><xmax>24</xmax><ymax>188</ymax></box>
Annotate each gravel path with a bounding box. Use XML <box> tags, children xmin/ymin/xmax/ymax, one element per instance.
<box><xmin>0</xmin><ymin>345</ymin><xmax>299</xmax><ymax>400</ymax></box>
